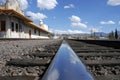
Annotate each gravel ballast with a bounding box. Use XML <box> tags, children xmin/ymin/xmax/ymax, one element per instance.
<box><xmin>0</xmin><ymin>39</ymin><xmax>62</xmax><ymax>78</ymax></box>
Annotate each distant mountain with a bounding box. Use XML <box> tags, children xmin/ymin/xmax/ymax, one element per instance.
<box><xmin>72</xmin><ymin>32</ymin><xmax>108</xmax><ymax>37</ymax></box>
<box><xmin>94</xmin><ymin>32</ymin><xmax>108</xmax><ymax>37</ymax></box>
<box><xmin>57</xmin><ymin>31</ymin><xmax>120</xmax><ymax>39</ymax></box>
<box><xmin>70</xmin><ymin>33</ymin><xmax>90</xmax><ymax>37</ymax></box>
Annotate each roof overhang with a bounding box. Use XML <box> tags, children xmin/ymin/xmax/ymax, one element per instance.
<box><xmin>0</xmin><ymin>9</ymin><xmax>33</xmax><ymax>22</ymax></box>
<box><xmin>0</xmin><ymin>9</ymin><xmax>51</xmax><ymax>34</ymax></box>
<box><xmin>28</xmin><ymin>22</ymin><xmax>51</xmax><ymax>34</ymax></box>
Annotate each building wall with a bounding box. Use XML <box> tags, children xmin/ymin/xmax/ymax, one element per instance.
<box><xmin>40</xmin><ymin>31</ymin><xmax>49</xmax><ymax>39</ymax></box>
<box><xmin>9</xmin><ymin>16</ymin><xmax>22</xmax><ymax>38</ymax></box>
<box><xmin>0</xmin><ymin>15</ymin><xmax>49</xmax><ymax>39</ymax></box>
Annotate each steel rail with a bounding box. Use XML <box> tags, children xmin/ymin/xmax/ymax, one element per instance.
<box><xmin>42</xmin><ymin>41</ymin><xmax>94</xmax><ymax>80</ymax></box>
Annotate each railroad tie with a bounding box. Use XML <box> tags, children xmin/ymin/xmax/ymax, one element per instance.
<box><xmin>6</xmin><ymin>58</ymin><xmax>50</xmax><ymax>67</ymax></box>
<box><xmin>27</xmin><ymin>52</ymin><xmax>55</xmax><ymax>57</ymax></box>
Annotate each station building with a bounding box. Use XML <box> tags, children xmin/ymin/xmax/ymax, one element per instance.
<box><xmin>0</xmin><ymin>0</ymin><xmax>50</xmax><ymax>38</ymax></box>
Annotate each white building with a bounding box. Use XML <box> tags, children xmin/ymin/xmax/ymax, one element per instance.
<box><xmin>0</xmin><ymin>0</ymin><xmax>50</xmax><ymax>39</ymax></box>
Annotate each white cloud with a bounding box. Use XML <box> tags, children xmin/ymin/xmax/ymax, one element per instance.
<box><xmin>50</xmin><ymin>29</ymin><xmax>86</xmax><ymax>34</ymax></box>
<box><xmin>0</xmin><ymin>0</ymin><xmax>28</xmax><ymax>10</ymax></box>
<box><xmin>18</xmin><ymin>0</ymin><xmax>28</xmax><ymax>10</ymax></box>
<box><xmin>26</xmin><ymin>11</ymin><xmax>47</xmax><ymax>20</ymax></box>
<box><xmin>37</xmin><ymin>0</ymin><xmax>58</xmax><ymax>10</ymax></box>
<box><xmin>118</xmin><ymin>21</ymin><xmax>120</xmax><ymax>25</ymax></box>
<box><xmin>47</xmin><ymin>69</ymin><xmax>59</xmax><ymax>80</ymax></box>
<box><xmin>71</xmin><ymin>22</ymin><xmax>87</xmax><ymax>28</ymax></box>
<box><xmin>107</xmin><ymin>0</ymin><xmax>120</xmax><ymax>6</ymax></box>
<box><xmin>69</xmin><ymin>15</ymin><xmax>87</xmax><ymax>28</ymax></box>
<box><xmin>100</xmin><ymin>20</ymin><xmax>115</xmax><ymax>25</ymax></box>
<box><xmin>50</xmin><ymin>29</ymin><xmax>67</xmax><ymax>34</ymax></box>
<box><xmin>70</xmin><ymin>15</ymin><xmax>81</xmax><ymax>23</ymax></box>
<box><xmin>89</xmin><ymin>28</ymin><xmax>100</xmax><ymax>32</ymax></box>
<box><xmin>64</xmin><ymin>4</ymin><xmax>74</xmax><ymax>9</ymax></box>
<box><xmin>68</xmin><ymin>29</ymin><xmax>86</xmax><ymax>34</ymax></box>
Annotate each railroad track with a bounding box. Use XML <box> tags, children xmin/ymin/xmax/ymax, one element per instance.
<box><xmin>1</xmin><ymin>39</ymin><xmax>120</xmax><ymax>80</ymax></box>
<box><xmin>0</xmin><ymin>39</ymin><xmax>62</xmax><ymax>80</ymax></box>
<box><xmin>67</xmin><ymin>39</ymin><xmax>120</xmax><ymax>80</ymax></box>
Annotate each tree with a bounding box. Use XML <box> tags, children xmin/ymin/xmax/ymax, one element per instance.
<box><xmin>115</xmin><ymin>29</ymin><xmax>118</xmax><ymax>39</ymax></box>
<box><xmin>100</xmin><ymin>33</ymin><xmax>103</xmax><ymax>37</ymax></box>
<box><xmin>108</xmin><ymin>31</ymin><xmax>114</xmax><ymax>39</ymax></box>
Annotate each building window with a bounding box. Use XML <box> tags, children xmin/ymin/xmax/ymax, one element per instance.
<box><xmin>19</xmin><ymin>24</ymin><xmax>22</xmax><ymax>32</ymax></box>
<box><xmin>1</xmin><ymin>21</ymin><xmax>6</xmax><ymax>31</ymax></box>
<box><xmin>11</xmin><ymin>22</ymin><xmax>14</xmax><ymax>31</ymax></box>
<box><xmin>16</xmin><ymin>23</ymin><xmax>18</xmax><ymax>32</ymax></box>
<box><xmin>34</xmin><ymin>28</ymin><xmax>36</xmax><ymax>34</ymax></box>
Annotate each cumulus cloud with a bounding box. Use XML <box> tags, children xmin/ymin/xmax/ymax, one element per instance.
<box><xmin>18</xmin><ymin>0</ymin><xmax>28</xmax><ymax>10</ymax></box>
<box><xmin>64</xmin><ymin>4</ymin><xmax>74</xmax><ymax>9</ymax></box>
<box><xmin>50</xmin><ymin>29</ymin><xmax>85</xmax><ymax>34</ymax></box>
<box><xmin>50</xmin><ymin>29</ymin><xmax>67</xmax><ymax>34</ymax></box>
<box><xmin>26</xmin><ymin>11</ymin><xmax>47</xmax><ymax>20</ymax></box>
<box><xmin>37</xmin><ymin>0</ymin><xmax>58</xmax><ymax>10</ymax></box>
<box><xmin>71</xmin><ymin>22</ymin><xmax>87</xmax><ymax>28</ymax></box>
<box><xmin>68</xmin><ymin>29</ymin><xmax>85</xmax><ymax>34</ymax></box>
<box><xmin>107</xmin><ymin>0</ymin><xmax>120</xmax><ymax>6</ymax></box>
<box><xmin>69</xmin><ymin>15</ymin><xmax>87</xmax><ymax>28</ymax></box>
<box><xmin>89</xmin><ymin>28</ymin><xmax>100</xmax><ymax>32</ymax></box>
<box><xmin>100</xmin><ymin>20</ymin><xmax>115</xmax><ymax>25</ymax></box>
<box><xmin>0</xmin><ymin>0</ymin><xmax>28</xmax><ymax>10</ymax></box>
<box><xmin>118</xmin><ymin>21</ymin><xmax>120</xmax><ymax>25</ymax></box>
<box><xmin>70</xmin><ymin>15</ymin><xmax>81</xmax><ymax>23</ymax></box>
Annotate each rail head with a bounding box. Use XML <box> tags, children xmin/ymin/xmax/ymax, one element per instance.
<box><xmin>42</xmin><ymin>41</ymin><xmax>94</xmax><ymax>80</ymax></box>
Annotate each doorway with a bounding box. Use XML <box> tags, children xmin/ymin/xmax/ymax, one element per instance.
<box><xmin>29</xmin><ymin>30</ymin><xmax>31</xmax><ymax>38</ymax></box>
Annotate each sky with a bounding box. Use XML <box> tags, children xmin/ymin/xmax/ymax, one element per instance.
<box><xmin>0</xmin><ymin>0</ymin><xmax>120</xmax><ymax>34</ymax></box>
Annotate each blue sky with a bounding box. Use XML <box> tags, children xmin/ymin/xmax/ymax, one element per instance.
<box><xmin>1</xmin><ymin>0</ymin><xmax>120</xmax><ymax>34</ymax></box>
